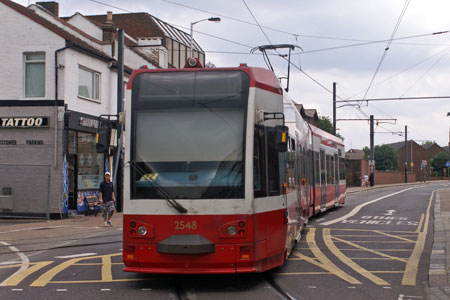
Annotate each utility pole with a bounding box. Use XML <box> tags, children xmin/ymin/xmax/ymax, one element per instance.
<box><xmin>113</xmin><ymin>29</ymin><xmax>124</xmax><ymax>210</ymax></box>
<box><xmin>333</xmin><ymin>82</ymin><xmax>336</xmax><ymax>135</ymax></box>
<box><xmin>369</xmin><ymin>115</ymin><xmax>375</xmax><ymax>186</ymax></box>
<box><xmin>404</xmin><ymin>125</ymin><xmax>408</xmax><ymax>183</ymax></box>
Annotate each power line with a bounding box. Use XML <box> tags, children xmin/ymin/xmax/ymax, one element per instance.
<box><xmin>362</xmin><ymin>0</ymin><xmax>411</xmax><ymax>101</ymax></box>
<box><xmin>242</xmin><ymin>0</ymin><xmax>272</xmax><ymax>45</ymax></box>
<box><xmin>336</xmin><ymin>96</ymin><xmax>450</xmax><ymax>103</ymax></box>
<box><xmin>89</xmin><ymin>0</ymin><xmax>133</xmax><ymax>12</ymax></box>
<box><xmin>400</xmin><ymin>46</ymin><xmax>450</xmax><ymax>97</ymax></box>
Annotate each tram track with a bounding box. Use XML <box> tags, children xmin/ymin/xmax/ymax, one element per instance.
<box><xmin>265</xmin><ymin>275</ymin><xmax>299</xmax><ymax>300</ymax></box>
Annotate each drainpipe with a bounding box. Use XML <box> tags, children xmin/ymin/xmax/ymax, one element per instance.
<box><xmin>54</xmin><ymin>45</ymin><xmax>68</xmax><ymax>169</ymax></box>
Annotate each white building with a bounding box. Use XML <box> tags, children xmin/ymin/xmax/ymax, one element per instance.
<box><xmin>0</xmin><ymin>0</ymin><xmax>205</xmax><ymax>218</ymax></box>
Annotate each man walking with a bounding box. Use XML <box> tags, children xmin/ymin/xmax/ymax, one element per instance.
<box><xmin>99</xmin><ymin>171</ymin><xmax>116</xmax><ymax>226</ymax></box>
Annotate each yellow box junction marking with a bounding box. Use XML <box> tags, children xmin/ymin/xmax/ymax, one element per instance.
<box><xmin>1</xmin><ymin>261</ymin><xmax>53</xmax><ymax>286</ymax></box>
<box><xmin>285</xmin><ymin>228</ymin><xmax>361</xmax><ymax>284</ymax></box>
<box><xmin>323</xmin><ymin>228</ymin><xmax>390</xmax><ymax>286</ymax></box>
<box><xmin>30</xmin><ymin>253</ymin><xmax>121</xmax><ymax>287</ymax></box>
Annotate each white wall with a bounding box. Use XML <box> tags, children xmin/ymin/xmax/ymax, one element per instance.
<box><xmin>65</xmin><ymin>13</ymin><xmax>104</xmax><ymax>42</ymax></box>
<box><xmin>0</xmin><ymin>2</ymin><xmax>65</xmax><ymax>100</ymax></box>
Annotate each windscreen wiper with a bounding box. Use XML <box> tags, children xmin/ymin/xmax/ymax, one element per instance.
<box><xmin>127</xmin><ymin>160</ymin><xmax>188</xmax><ymax>214</ymax></box>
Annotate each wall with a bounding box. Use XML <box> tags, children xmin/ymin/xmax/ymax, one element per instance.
<box><xmin>0</xmin><ymin>2</ymin><xmax>65</xmax><ymax>100</ymax></box>
<box><xmin>0</xmin><ymin>105</ymin><xmax>64</xmax><ymax>217</ymax></box>
<box><xmin>374</xmin><ymin>171</ymin><xmax>416</xmax><ymax>185</ymax></box>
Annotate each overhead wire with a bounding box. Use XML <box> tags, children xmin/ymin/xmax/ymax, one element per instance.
<box><xmin>89</xmin><ymin>0</ymin><xmax>443</xmax><ymax>140</ymax></box>
<box><xmin>362</xmin><ymin>0</ymin><xmax>411</xmax><ymax>101</ymax></box>
<box><xmin>400</xmin><ymin>46</ymin><xmax>450</xmax><ymax>97</ymax></box>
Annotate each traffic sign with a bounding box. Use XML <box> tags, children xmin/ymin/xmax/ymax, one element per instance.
<box><xmin>445</xmin><ymin>161</ymin><xmax>450</xmax><ymax>168</ymax></box>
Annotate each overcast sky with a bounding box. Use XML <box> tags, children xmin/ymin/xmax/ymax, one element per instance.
<box><xmin>15</xmin><ymin>0</ymin><xmax>450</xmax><ymax>150</ymax></box>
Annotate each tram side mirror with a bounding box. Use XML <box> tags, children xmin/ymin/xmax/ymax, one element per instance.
<box><xmin>96</xmin><ymin>121</ymin><xmax>111</xmax><ymax>153</ymax></box>
<box><xmin>275</xmin><ymin>125</ymin><xmax>289</xmax><ymax>152</ymax></box>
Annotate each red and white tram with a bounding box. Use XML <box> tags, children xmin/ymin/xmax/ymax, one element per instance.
<box><xmin>122</xmin><ymin>60</ymin><xmax>346</xmax><ymax>274</ymax></box>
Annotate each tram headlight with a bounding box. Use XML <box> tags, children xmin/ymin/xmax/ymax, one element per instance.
<box><xmin>137</xmin><ymin>226</ymin><xmax>147</xmax><ymax>236</ymax></box>
<box><xmin>226</xmin><ymin>225</ymin><xmax>237</xmax><ymax>236</ymax></box>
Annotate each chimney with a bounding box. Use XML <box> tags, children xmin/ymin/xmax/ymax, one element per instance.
<box><xmin>36</xmin><ymin>1</ymin><xmax>59</xmax><ymax>17</ymax></box>
<box><xmin>102</xmin><ymin>11</ymin><xmax>116</xmax><ymax>43</ymax></box>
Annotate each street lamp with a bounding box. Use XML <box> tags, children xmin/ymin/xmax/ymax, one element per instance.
<box><xmin>190</xmin><ymin>17</ymin><xmax>221</xmax><ymax>58</ymax></box>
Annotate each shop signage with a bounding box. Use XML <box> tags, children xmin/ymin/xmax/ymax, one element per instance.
<box><xmin>0</xmin><ymin>117</ymin><xmax>49</xmax><ymax>128</ymax></box>
<box><xmin>0</xmin><ymin>140</ymin><xmax>44</xmax><ymax>145</ymax></box>
<box><xmin>79</xmin><ymin>117</ymin><xmax>99</xmax><ymax>129</ymax></box>
<box><xmin>26</xmin><ymin>140</ymin><xmax>44</xmax><ymax>145</ymax></box>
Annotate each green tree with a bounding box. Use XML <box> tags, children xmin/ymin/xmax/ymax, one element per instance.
<box><xmin>374</xmin><ymin>145</ymin><xmax>399</xmax><ymax>171</ymax></box>
<box><xmin>317</xmin><ymin>116</ymin><xmax>344</xmax><ymax>139</ymax></box>
<box><xmin>363</xmin><ymin>146</ymin><xmax>370</xmax><ymax>160</ymax></box>
<box><xmin>431</xmin><ymin>152</ymin><xmax>450</xmax><ymax>174</ymax></box>
<box><xmin>422</xmin><ymin>141</ymin><xmax>436</xmax><ymax>146</ymax></box>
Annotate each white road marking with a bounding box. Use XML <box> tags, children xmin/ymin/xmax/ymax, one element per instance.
<box><xmin>308</xmin><ymin>286</ymin><xmax>316</xmax><ymax>288</ymax></box>
<box><xmin>0</xmin><ymin>242</ymin><xmax>30</xmax><ymax>287</ymax></box>
<box><xmin>0</xmin><ymin>225</ymin><xmax>68</xmax><ymax>235</ymax></box>
<box><xmin>321</xmin><ymin>187</ymin><xmax>415</xmax><ymax>226</ymax></box>
<box><xmin>56</xmin><ymin>289</ymin><xmax>67</xmax><ymax>292</ymax></box>
<box><xmin>11</xmin><ymin>289</ymin><xmax>23</xmax><ymax>291</ymax></box>
<box><xmin>348</xmin><ymin>286</ymin><xmax>356</xmax><ymax>289</ymax></box>
<box><xmin>55</xmin><ymin>253</ymin><xmax>98</xmax><ymax>259</ymax></box>
<box><xmin>384</xmin><ymin>209</ymin><xmax>396</xmax><ymax>215</ymax></box>
<box><xmin>0</xmin><ymin>260</ymin><xmax>20</xmax><ymax>266</ymax></box>
<box><xmin>101</xmin><ymin>289</ymin><xmax>111</xmax><ymax>291</ymax></box>
<box><xmin>383</xmin><ymin>286</ymin><xmax>392</xmax><ymax>289</ymax></box>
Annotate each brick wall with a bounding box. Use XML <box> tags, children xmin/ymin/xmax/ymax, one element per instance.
<box><xmin>374</xmin><ymin>171</ymin><xmax>416</xmax><ymax>184</ymax></box>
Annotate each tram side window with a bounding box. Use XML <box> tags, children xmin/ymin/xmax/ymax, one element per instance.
<box><xmin>327</xmin><ymin>155</ymin><xmax>334</xmax><ymax>184</ymax></box>
<box><xmin>339</xmin><ymin>157</ymin><xmax>346</xmax><ymax>180</ymax></box>
<box><xmin>314</xmin><ymin>151</ymin><xmax>320</xmax><ymax>185</ymax></box>
<box><xmin>254</xmin><ymin>126</ymin><xmax>267</xmax><ymax>198</ymax></box>
<box><xmin>320</xmin><ymin>150</ymin><xmax>326</xmax><ymax>184</ymax></box>
<box><xmin>267</xmin><ymin>128</ymin><xmax>280</xmax><ymax>196</ymax></box>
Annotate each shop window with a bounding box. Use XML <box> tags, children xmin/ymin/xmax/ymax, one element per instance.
<box><xmin>78</xmin><ymin>66</ymin><xmax>100</xmax><ymax>101</ymax></box>
<box><xmin>24</xmin><ymin>52</ymin><xmax>45</xmax><ymax>98</ymax></box>
<box><xmin>77</xmin><ymin>132</ymin><xmax>103</xmax><ymax>191</ymax></box>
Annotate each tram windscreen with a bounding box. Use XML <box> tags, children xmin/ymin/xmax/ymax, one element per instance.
<box><xmin>130</xmin><ymin>70</ymin><xmax>250</xmax><ymax>199</ymax></box>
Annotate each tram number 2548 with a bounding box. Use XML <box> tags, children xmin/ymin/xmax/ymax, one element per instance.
<box><xmin>174</xmin><ymin>220</ymin><xmax>198</xmax><ymax>230</ymax></box>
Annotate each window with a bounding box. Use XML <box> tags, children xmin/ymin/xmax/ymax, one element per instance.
<box><xmin>24</xmin><ymin>52</ymin><xmax>45</xmax><ymax>98</ymax></box>
<box><xmin>267</xmin><ymin>128</ymin><xmax>280</xmax><ymax>196</ymax></box>
<box><xmin>254</xmin><ymin>126</ymin><xmax>266</xmax><ymax>197</ymax></box>
<box><xmin>78</xmin><ymin>66</ymin><xmax>100</xmax><ymax>101</ymax></box>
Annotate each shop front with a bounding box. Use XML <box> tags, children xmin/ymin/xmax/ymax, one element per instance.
<box><xmin>65</xmin><ymin>111</ymin><xmax>105</xmax><ymax>214</ymax></box>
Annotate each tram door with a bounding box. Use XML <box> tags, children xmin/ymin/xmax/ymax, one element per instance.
<box><xmin>334</xmin><ymin>154</ymin><xmax>339</xmax><ymax>202</ymax></box>
<box><xmin>320</xmin><ymin>150</ymin><xmax>326</xmax><ymax>209</ymax></box>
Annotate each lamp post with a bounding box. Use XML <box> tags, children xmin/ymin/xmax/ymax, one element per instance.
<box><xmin>190</xmin><ymin>17</ymin><xmax>221</xmax><ymax>58</ymax></box>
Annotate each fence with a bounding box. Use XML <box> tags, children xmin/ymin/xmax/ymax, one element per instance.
<box><xmin>0</xmin><ymin>163</ymin><xmax>51</xmax><ymax>219</ymax></box>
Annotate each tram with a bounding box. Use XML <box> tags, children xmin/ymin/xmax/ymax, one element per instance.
<box><xmin>122</xmin><ymin>59</ymin><xmax>346</xmax><ymax>274</ymax></box>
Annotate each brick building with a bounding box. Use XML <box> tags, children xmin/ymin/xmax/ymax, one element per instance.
<box><xmin>385</xmin><ymin>140</ymin><xmax>447</xmax><ymax>181</ymax></box>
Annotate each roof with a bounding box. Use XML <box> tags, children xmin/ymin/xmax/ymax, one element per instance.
<box><xmin>444</xmin><ymin>146</ymin><xmax>450</xmax><ymax>153</ymax></box>
<box><xmin>385</xmin><ymin>141</ymin><xmax>407</xmax><ymax>151</ymax></box>
<box><xmin>304</xmin><ymin>109</ymin><xmax>318</xmax><ymax>120</ymax></box>
<box><xmin>422</xmin><ymin>143</ymin><xmax>440</xmax><ymax>150</ymax></box>
<box><xmin>346</xmin><ymin>149</ymin><xmax>365</xmax><ymax>160</ymax></box>
<box><xmin>82</xmin><ymin>13</ymin><xmax>203</xmax><ymax>52</ymax></box>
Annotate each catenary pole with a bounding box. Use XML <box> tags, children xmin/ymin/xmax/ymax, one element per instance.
<box><xmin>404</xmin><ymin>125</ymin><xmax>408</xmax><ymax>183</ymax></box>
<box><xmin>370</xmin><ymin>115</ymin><xmax>374</xmax><ymax>186</ymax></box>
<box><xmin>333</xmin><ymin>82</ymin><xmax>336</xmax><ymax>135</ymax></box>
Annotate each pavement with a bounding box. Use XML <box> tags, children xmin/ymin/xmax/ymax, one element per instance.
<box><xmin>1</xmin><ymin>181</ymin><xmax>450</xmax><ymax>300</ymax></box>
